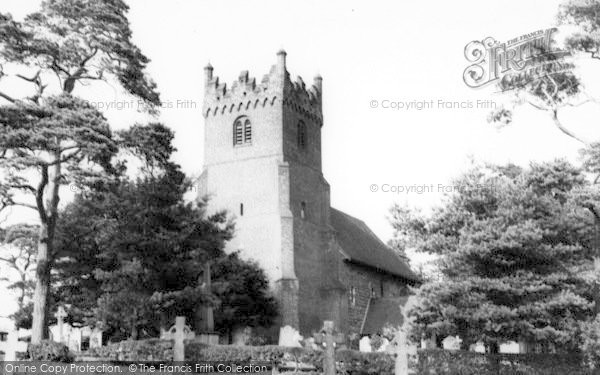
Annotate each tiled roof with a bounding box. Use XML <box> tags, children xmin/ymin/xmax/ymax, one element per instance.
<box><xmin>330</xmin><ymin>208</ymin><xmax>418</xmax><ymax>281</ymax></box>
<box><xmin>361</xmin><ymin>297</ymin><xmax>409</xmax><ymax>335</ymax></box>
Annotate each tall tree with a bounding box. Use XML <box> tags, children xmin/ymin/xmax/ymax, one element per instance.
<box><xmin>393</xmin><ymin>161</ymin><xmax>596</xmax><ymax>351</ymax></box>
<box><xmin>50</xmin><ymin>123</ymin><xmax>277</xmax><ymax>340</ymax></box>
<box><xmin>210</xmin><ymin>252</ymin><xmax>278</xmax><ymax>343</ymax></box>
<box><xmin>0</xmin><ymin>0</ymin><xmax>159</xmax><ymax>343</ymax></box>
<box><xmin>560</xmin><ymin>0</ymin><xmax>600</xmax><ymax>61</ymax></box>
<box><xmin>488</xmin><ymin>0</ymin><xmax>600</xmax><ymax>145</ymax></box>
<box><xmin>0</xmin><ymin>224</ymin><xmax>38</xmax><ymax>309</ymax></box>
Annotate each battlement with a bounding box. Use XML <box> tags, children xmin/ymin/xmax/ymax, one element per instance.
<box><xmin>203</xmin><ymin>51</ymin><xmax>323</xmax><ymax>126</ymax></box>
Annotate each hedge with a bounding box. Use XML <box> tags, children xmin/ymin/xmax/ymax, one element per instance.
<box><xmin>184</xmin><ymin>343</ymin><xmax>395</xmax><ymax>374</ymax></box>
<box><xmin>27</xmin><ymin>340</ymin><xmax>73</xmax><ymax>362</ymax></box>
<box><xmin>85</xmin><ymin>339</ymin><xmax>595</xmax><ymax>375</ymax></box>
<box><xmin>185</xmin><ymin>344</ymin><xmax>593</xmax><ymax>375</ymax></box>
<box><xmin>184</xmin><ymin>343</ymin><xmax>322</xmax><ymax>368</ymax></box>
<box><xmin>87</xmin><ymin>339</ymin><xmax>173</xmax><ymax>362</ymax></box>
<box><xmin>417</xmin><ymin>349</ymin><xmax>594</xmax><ymax>375</ymax></box>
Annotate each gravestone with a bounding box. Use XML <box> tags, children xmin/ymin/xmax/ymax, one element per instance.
<box><xmin>359</xmin><ymin>336</ymin><xmax>372</xmax><ymax>352</ymax></box>
<box><xmin>313</xmin><ymin>321</ymin><xmax>346</xmax><ymax>375</ymax></box>
<box><xmin>390</xmin><ymin>296</ymin><xmax>418</xmax><ymax>375</ymax></box>
<box><xmin>167</xmin><ymin>316</ymin><xmax>194</xmax><ymax>361</ymax></box>
<box><xmin>54</xmin><ymin>306</ymin><xmax>67</xmax><ymax>343</ymax></box>
<box><xmin>393</xmin><ymin>330</ymin><xmax>409</xmax><ymax>375</ymax></box>
<box><xmin>278</xmin><ymin>325</ymin><xmax>303</xmax><ymax>347</ymax></box>
<box><xmin>3</xmin><ymin>330</ymin><xmax>28</xmax><ymax>361</ymax></box>
<box><xmin>195</xmin><ymin>262</ymin><xmax>219</xmax><ymax>345</ymax></box>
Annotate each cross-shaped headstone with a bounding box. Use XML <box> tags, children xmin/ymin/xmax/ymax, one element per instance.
<box><xmin>173</xmin><ymin>316</ymin><xmax>187</xmax><ymax>361</ymax></box>
<box><xmin>54</xmin><ymin>306</ymin><xmax>67</xmax><ymax>343</ymax></box>
<box><xmin>313</xmin><ymin>321</ymin><xmax>346</xmax><ymax>375</ymax></box>
<box><xmin>393</xmin><ymin>329</ymin><xmax>408</xmax><ymax>375</ymax></box>
<box><xmin>196</xmin><ymin>262</ymin><xmax>215</xmax><ymax>332</ymax></box>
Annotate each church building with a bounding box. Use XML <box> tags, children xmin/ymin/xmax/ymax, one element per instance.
<box><xmin>198</xmin><ymin>51</ymin><xmax>419</xmax><ymax>338</ymax></box>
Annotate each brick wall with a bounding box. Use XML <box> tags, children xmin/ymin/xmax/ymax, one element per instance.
<box><xmin>339</xmin><ymin>262</ymin><xmax>409</xmax><ymax>334</ymax></box>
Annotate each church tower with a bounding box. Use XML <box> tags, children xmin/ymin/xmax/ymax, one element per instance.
<box><xmin>198</xmin><ymin>51</ymin><xmax>330</xmax><ymax>332</ymax></box>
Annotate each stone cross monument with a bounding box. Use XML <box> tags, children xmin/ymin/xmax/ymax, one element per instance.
<box><xmin>54</xmin><ymin>306</ymin><xmax>67</xmax><ymax>343</ymax></box>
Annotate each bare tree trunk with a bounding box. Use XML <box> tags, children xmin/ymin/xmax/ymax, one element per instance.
<box><xmin>31</xmin><ymin>225</ymin><xmax>51</xmax><ymax>343</ymax></box>
<box><xmin>31</xmin><ymin>157</ymin><xmax>60</xmax><ymax>344</ymax></box>
<box><xmin>18</xmin><ymin>273</ymin><xmax>26</xmax><ymax>309</ymax></box>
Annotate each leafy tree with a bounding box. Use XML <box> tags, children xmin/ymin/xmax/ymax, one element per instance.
<box><xmin>211</xmin><ymin>252</ymin><xmax>278</xmax><ymax>343</ymax></box>
<box><xmin>0</xmin><ymin>224</ymin><xmax>38</xmax><ymax>309</ymax></box>
<box><xmin>560</xmin><ymin>0</ymin><xmax>600</xmax><ymax>61</ymax></box>
<box><xmin>487</xmin><ymin>46</ymin><xmax>588</xmax><ymax>144</ymax></box>
<box><xmin>393</xmin><ymin>161</ymin><xmax>596</xmax><ymax>351</ymax></box>
<box><xmin>0</xmin><ymin>0</ymin><xmax>159</xmax><ymax>343</ymax></box>
<box><xmin>50</xmin><ymin>124</ymin><xmax>277</xmax><ymax>340</ymax></box>
<box><xmin>487</xmin><ymin>0</ymin><xmax>600</xmax><ymax>145</ymax></box>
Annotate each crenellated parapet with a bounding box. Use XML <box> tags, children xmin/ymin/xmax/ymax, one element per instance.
<box><xmin>284</xmin><ymin>73</ymin><xmax>323</xmax><ymax>127</ymax></box>
<box><xmin>203</xmin><ymin>50</ymin><xmax>323</xmax><ymax>126</ymax></box>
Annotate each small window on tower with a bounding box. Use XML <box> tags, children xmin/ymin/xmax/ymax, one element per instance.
<box><xmin>350</xmin><ymin>287</ymin><xmax>356</xmax><ymax>307</ymax></box>
<box><xmin>297</xmin><ymin>121</ymin><xmax>307</xmax><ymax>149</ymax></box>
<box><xmin>300</xmin><ymin>201</ymin><xmax>306</xmax><ymax>219</ymax></box>
<box><xmin>233</xmin><ymin>116</ymin><xmax>252</xmax><ymax>146</ymax></box>
<box><xmin>240</xmin><ymin>203</ymin><xmax>244</xmax><ymax>216</ymax></box>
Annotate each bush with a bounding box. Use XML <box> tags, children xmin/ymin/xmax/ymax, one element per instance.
<box><xmin>581</xmin><ymin>315</ymin><xmax>600</xmax><ymax>369</ymax></box>
<box><xmin>27</xmin><ymin>340</ymin><xmax>73</xmax><ymax>362</ymax></box>
<box><xmin>185</xmin><ymin>343</ymin><xmax>322</xmax><ymax>368</ymax></box>
<box><xmin>417</xmin><ymin>349</ymin><xmax>591</xmax><ymax>375</ymax></box>
<box><xmin>87</xmin><ymin>339</ymin><xmax>173</xmax><ymax>361</ymax></box>
<box><xmin>15</xmin><ymin>352</ymin><xmax>28</xmax><ymax>360</ymax></box>
<box><xmin>184</xmin><ymin>343</ymin><xmax>395</xmax><ymax>374</ymax></box>
<box><xmin>336</xmin><ymin>349</ymin><xmax>395</xmax><ymax>375</ymax></box>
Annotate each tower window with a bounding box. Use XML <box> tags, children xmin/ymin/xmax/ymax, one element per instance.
<box><xmin>234</xmin><ymin>116</ymin><xmax>252</xmax><ymax>146</ymax></box>
<box><xmin>350</xmin><ymin>287</ymin><xmax>356</xmax><ymax>307</ymax></box>
<box><xmin>300</xmin><ymin>201</ymin><xmax>306</xmax><ymax>219</ymax></box>
<box><xmin>240</xmin><ymin>203</ymin><xmax>244</xmax><ymax>216</ymax></box>
<box><xmin>297</xmin><ymin>121</ymin><xmax>307</xmax><ymax>149</ymax></box>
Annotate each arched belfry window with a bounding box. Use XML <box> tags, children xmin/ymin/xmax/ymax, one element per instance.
<box><xmin>297</xmin><ymin>121</ymin><xmax>307</xmax><ymax>149</ymax></box>
<box><xmin>234</xmin><ymin>116</ymin><xmax>252</xmax><ymax>146</ymax></box>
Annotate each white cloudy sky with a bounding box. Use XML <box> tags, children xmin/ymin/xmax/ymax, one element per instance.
<box><xmin>1</xmin><ymin>0</ymin><xmax>599</xmax><ymax>317</ymax></box>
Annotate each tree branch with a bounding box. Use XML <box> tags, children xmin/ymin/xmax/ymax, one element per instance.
<box><xmin>550</xmin><ymin>109</ymin><xmax>589</xmax><ymax>146</ymax></box>
<box><xmin>585</xmin><ymin>203</ymin><xmax>600</xmax><ymax>222</ymax></box>
<box><xmin>7</xmin><ymin>184</ymin><xmax>36</xmax><ymax>193</ymax></box>
<box><xmin>0</xmin><ymin>90</ymin><xmax>17</xmax><ymax>103</ymax></box>
<box><xmin>36</xmin><ymin>165</ymin><xmax>48</xmax><ymax>223</ymax></box>
<box><xmin>10</xmin><ymin>201</ymin><xmax>39</xmax><ymax>211</ymax></box>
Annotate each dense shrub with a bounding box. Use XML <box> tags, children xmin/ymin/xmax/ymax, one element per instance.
<box><xmin>581</xmin><ymin>316</ymin><xmax>600</xmax><ymax>369</ymax></box>
<box><xmin>336</xmin><ymin>349</ymin><xmax>395</xmax><ymax>375</ymax></box>
<box><xmin>15</xmin><ymin>351</ymin><xmax>29</xmax><ymax>360</ymax></box>
<box><xmin>417</xmin><ymin>349</ymin><xmax>592</xmax><ymax>375</ymax></box>
<box><xmin>184</xmin><ymin>343</ymin><xmax>396</xmax><ymax>374</ymax></box>
<box><xmin>27</xmin><ymin>340</ymin><xmax>73</xmax><ymax>362</ymax></box>
<box><xmin>87</xmin><ymin>339</ymin><xmax>173</xmax><ymax>361</ymax></box>
<box><xmin>184</xmin><ymin>343</ymin><xmax>322</xmax><ymax>369</ymax></box>
<box><xmin>86</xmin><ymin>338</ymin><xmax>594</xmax><ymax>375</ymax></box>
